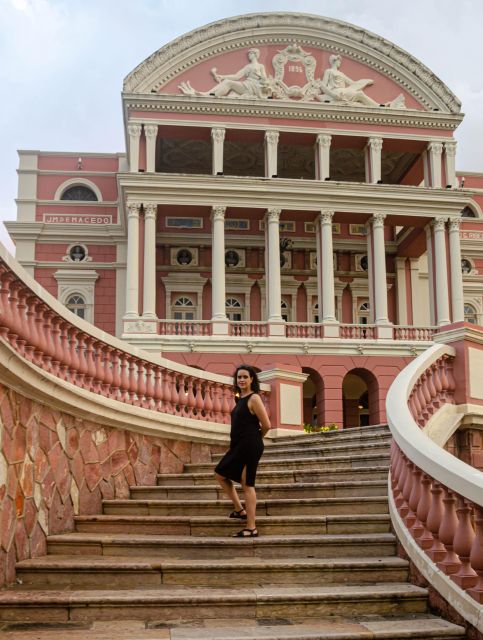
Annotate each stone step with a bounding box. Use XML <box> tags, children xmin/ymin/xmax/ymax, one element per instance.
<box><xmin>157</xmin><ymin>465</ymin><xmax>389</xmax><ymax>486</ymax></box>
<box><xmin>102</xmin><ymin>495</ymin><xmax>389</xmax><ymax>517</ymax></box>
<box><xmin>270</xmin><ymin>424</ymin><xmax>390</xmax><ymax>445</ymax></box>
<box><xmin>211</xmin><ymin>441</ymin><xmax>390</xmax><ymax>462</ymax></box>
<box><xmin>131</xmin><ymin>480</ymin><xmax>388</xmax><ymax>501</ymax></box>
<box><xmin>15</xmin><ymin>555</ymin><xmax>409</xmax><ymax>589</ymax></box>
<box><xmin>265</xmin><ymin>431</ymin><xmax>391</xmax><ymax>451</ymax></box>
<box><xmin>46</xmin><ymin>532</ymin><xmax>397</xmax><ymax>559</ymax></box>
<box><xmin>0</xmin><ymin>583</ymin><xmax>429</xmax><ymax>623</ymax></box>
<box><xmin>74</xmin><ymin>513</ymin><xmax>392</xmax><ymax>536</ymax></box>
<box><xmin>163</xmin><ymin>615</ymin><xmax>466</xmax><ymax>640</ymax></box>
<box><xmin>185</xmin><ymin>452</ymin><xmax>390</xmax><ymax>474</ymax></box>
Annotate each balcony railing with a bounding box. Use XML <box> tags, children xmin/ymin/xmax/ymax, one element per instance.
<box><xmin>229</xmin><ymin>321</ymin><xmax>268</xmax><ymax>337</ymax></box>
<box><xmin>158</xmin><ymin>320</ymin><xmax>212</xmax><ymax>336</ymax></box>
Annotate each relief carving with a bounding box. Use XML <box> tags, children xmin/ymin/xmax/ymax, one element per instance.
<box><xmin>178</xmin><ymin>45</ymin><xmax>406</xmax><ymax>109</ymax></box>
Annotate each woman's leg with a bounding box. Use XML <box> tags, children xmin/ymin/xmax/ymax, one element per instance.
<box><xmin>214</xmin><ymin>472</ymin><xmax>245</xmax><ymax>513</ymax></box>
<box><xmin>241</xmin><ymin>467</ymin><xmax>257</xmax><ymax>531</ymax></box>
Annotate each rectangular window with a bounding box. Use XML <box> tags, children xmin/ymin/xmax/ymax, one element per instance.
<box><xmin>259</xmin><ymin>220</ymin><xmax>295</xmax><ymax>232</ymax></box>
<box><xmin>304</xmin><ymin>222</ymin><xmax>340</xmax><ymax>234</ymax></box>
<box><xmin>166</xmin><ymin>217</ymin><xmax>203</xmax><ymax>229</ymax></box>
<box><xmin>349</xmin><ymin>224</ymin><xmax>365</xmax><ymax>236</ymax></box>
<box><xmin>225</xmin><ymin>219</ymin><xmax>250</xmax><ymax>231</ymax></box>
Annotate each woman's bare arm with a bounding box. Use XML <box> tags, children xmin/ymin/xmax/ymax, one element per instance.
<box><xmin>248</xmin><ymin>393</ymin><xmax>271</xmax><ymax>436</ymax></box>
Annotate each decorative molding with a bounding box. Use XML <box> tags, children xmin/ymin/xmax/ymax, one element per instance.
<box><xmin>444</xmin><ymin>141</ymin><xmax>457</xmax><ymax>157</ymax></box>
<box><xmin>367</xmin><ymin>137</ymin><xmax>383</xmax><ymax>152</ymax></box>
<box><xmin>372</xmin><ymin>213</ymin><xmax>387</xmax><ymax>226</ymax></box>
<box><xmin>211</xmin><ymin>127</ymin><xmax>226</xmax><ymax>143</ymax></box>
<box><xmin>144</xmin><ymin>203</ymin><xmax>157</xmax><ymax>219</ymax></box>
<box><xmin>316</xmin><ymin>133</ymin><xmax>332</xmax><ymax>148</ymax></box>
<box><xmin>211</xmin><ymin>205</ymin><xmax>226</xmax><ymax>221</ymax></box>
<box><xmin>53</xmin><ymin>178</ymin><xmax>103</xmax><ymax>202</ymax></box>
<box><xmin>448</xmin><ymin>218</ymin><xmax>461</xmax><ymax>232</ymax></box>
<box><xmin>127</xmin><ymin>202</ymin><xmax>141</xmax><ymax>218</ymax></box>
<box><xmin>431</xmin><ymin>216</ymin><xmax>447</xmax><ymax>231</ymax></box>
<box><xmin>144</xmin><ymin>124</ymin><xmax>158</xmax><ymax>139</ymax></box>
<box><xmin>319</xmin><ymin>210</ymin><xmax>334</xmax><ymax>224</ymax></box>
<box><xmin>266</xmin><ymin>208</ymin><xmax>281</xmax><ymax>223</ymax></box>
<box><xmin>428</xmin><ymin>141</ymin><xmax>444</xmax><ymax>155</ymax></box>
<box><xmin>265</xmin><ymin>130</ymin><xmax>280</xmax><ymax>145</ymax></box>
<box><xmin>127</xmin><ymin>123</ymin><xmax>142</xmax><ymax>137</ymax></box>
<box><xmin>123</xmin><ymin>13</ymin><xmax>461</xmax><ymax>113</ymax></box>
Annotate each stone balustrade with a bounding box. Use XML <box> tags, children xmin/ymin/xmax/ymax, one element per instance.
<box><xmin>0</xmin><ymin>252</ymin><xmax>270</xmax><ymax>425</ymax></box>
<box><xmin>386</xmin><ymin>340</ymin><xmax>483</xmax><ymax>630</ymax></box>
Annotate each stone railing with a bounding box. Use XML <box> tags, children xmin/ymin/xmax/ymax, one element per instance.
<box><xmin>0</xmin><ymin>246</ymin><xmax>270</xmax><ymax>425</ymax></box>
<box><xmin>157</xmin><ymin>320</ymin><xmax>212</xmax><ymax>336</ymax></box>
<box><xmin>386</xmin><ymin>339</ymin><xmax>483</xmax><ymax>631</ymax></box>
<box><xmin>285</xmin><ymin>322</ymin><xmax>324</xmax><ymax>339</ymax></box>
<box><xmin>339</xmin><ymin>324</ymin><xmax>377</xmax><ymax>339</ymax></box>
<box><xmin>394</xmin><ymin>326</ymin><xmax>437</xmax><ymax>341</ymax></box>
<box><xmin>229</xmin><ymin>321</ymin><xmax>269</xmax><ymax>337</ymax></box>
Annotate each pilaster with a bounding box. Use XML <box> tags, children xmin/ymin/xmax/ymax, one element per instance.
<box><xmin>432</xmin><ymin>216</ymin><xmax>450</xmax><ymax>326</ymax></box>
<box><xmin>365</xmin><ymin>137</ymin><xmax>383</xmax><ymax>184</ymax></box>
<box><xmin>144</xmin><ymin>124</ymin><xmax>158</xmax><ymax>173</ymax></box>
<box><xmin>444</xmin><ymin>141</ymin><xmax>457</xmax><ymax>189</ymax></box>
<box><xmin>266</xmin><ymin>207</ymin><xmax>284</xmax><ymax>334</ymax></box>
<box><xmin>211</xmin><ymin>206</ymin><xmax>228</xmax><ymax>334</ymax></box>
<box><xmin>264</xmin><ymin>130</ymin><xmax>279</xmax><ymax>178</ymax></box>
<box><xmin>428</xmin><ymin>141</ymin><xmax>443</xmax><ymax>188</ymax></box>
<box><xmin>142</xmin><ymin>203</ymin><xmax>158</xmax><ymax>320</ymax></box>
<box><xmin>124</xmin><ymin>201</ymin><xmax>141</xmax><ymax>318</ymax></box>
<box><xmin>127</xmin><ymin>123</ymin><xmax>142</xmax><ymax>173</ymax></box>
<box><xmin>448</xmin><ymin>217</ymin><xmax>465</xmax><ymax>322</ymax></box>
<box><xmin>211</xmin><ymin>128</ymin><xmax>225</xmax><ymax>176</ymax></box>
<box><xmin>315</xmin><ymin>134</ymin><xmax>331</xmax><ymax>181</ymax></box>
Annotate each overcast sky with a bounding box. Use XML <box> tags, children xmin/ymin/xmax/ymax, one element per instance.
<box><xmin>1</xmin><ymin>0</ymin><xmax>483</xmax><ymax>254</ymax></box>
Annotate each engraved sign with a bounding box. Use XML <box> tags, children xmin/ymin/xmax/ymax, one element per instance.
<box><xmin>43</xmin><ymin>214</ymin><xmax>112</xmax><ymax>224</ymax></box>
<box><xmin>461</xmin><ymin>230</ymin><xmax>483</xmax><ymax>241</ymax></box>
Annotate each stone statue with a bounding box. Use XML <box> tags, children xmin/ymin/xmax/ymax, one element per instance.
<box><xmin>316</xmin><ymin>54</ymin><xmax>405</xmax><ymax>108</ymax></box>
<box><xmin>179</xmin><ymin>48</ymin><xmax>271</xmax><ymax>99</ymax></box>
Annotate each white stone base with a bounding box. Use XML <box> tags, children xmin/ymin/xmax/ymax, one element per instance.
<box><xmin>211</xmin><ymin>319</ymin><xmax>229</xmax><ymax>335</ymax></box>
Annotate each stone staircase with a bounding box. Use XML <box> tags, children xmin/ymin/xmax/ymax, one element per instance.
<box><xmin>0</xmin><ymin>424</ymin><xmax>467</xmax><ymax>639</ymax></box>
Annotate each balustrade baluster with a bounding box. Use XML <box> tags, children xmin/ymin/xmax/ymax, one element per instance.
<box><xmin>50</xmin><ymin>317</ymin><xmax>62</xmax><ymax>376</ymax></box>
<box><xmin>416</xmin><ymin>473</ymin><xmax>434</xmax><ymax>550</ymax></box>
<box><xmin>221</xmin><ymin>385</ymin><xmax>232</xmax><ymax>424</ymax></box>
<box><xmin>153</xmin><ymin>366</ymin><xmax>163</xmax><ymax>411</ymax></box>
<box><xmin>416</xmin><ymin>380</ymin><xmax>426</xmax><ymax>426</ymax></box>
<box><xmin>445</xmin><ymin>355</ymin><xmax>456</xmax><ymax>401</ymax></box>
<box><xmin>91</xmin><ymin>341</ymin><xmax>105</xmax><ymax>393</ymax></box>
<box><xmin>437</xmin><ymin>486</ymin><xmax>461</xmax><ymax>575</ymax></box>
<box><xmin>41</xmin><ymin>309</ymin><xmax>56</xmax><ymax>372</ymax></box>
<box><xmin>102</xmin><ymin>346</ymin><xmax>114</xmax><ymax>396</ymax></box>
<box><xmin>203</xmin><ymin>383</ymin><xmax>213</xmax><ymax>421</ymax></box>
<box><xmin>144</xmin><ymin>363</ymin><xmax>155</xmax><ymax>409</ymax></box>
<box><xmin>426</xmin><ymin>481</ymin><xmax>447</xmax><ymax>561</ymax></box>
<box><xmin>177</xmin><ymin>374</ymin><xmax>187</xmax><ymax>416</ymax></box>
<box><xmin>110</xmin><ymin>350</ymin><xmax>121</xmax><ymax>400</ymax></box>
<box><xmin>408</xmin><ymin>465</ymin><xmax>424</xmax><ymax>537</ymax></box>
<box><xmin>438</xmin><ymin>358</ymin><xmax>450</xmax><ymax>402</ymax></box>
<box><xmin>402</xmin><ymin>460</ymin><xmax>416</xmax><ymax>527</ymax></box>
<box><xmin>84</xmin><ymin>337</ymin><xmax>97</xmax><ymax>392</ymax></box>
<box><xmin>75</xmin><ymin>333</ymin><xmax>88</xmax><ymax>388</ymax></box>
<box><xmin>420</xmin><ymin>373</ymin><xmax>432</xmax><ymax>421</ymax></box>
<box><xmin>431</xmin><ymin>362</ymin><xmax>443</xmax><ymax>408</ymax></box>
<box><xmin>468</xmin><ymin>505</ymin><xmax>483</xmax><ymax>603</ymax></box>
<box><xmin>127</xmin><ymin>357</ymin><xmax>138</xmax><ymax>404</ymax></box>
<box><xmin>7</xmin><ymin>281</ymin><xmax>22</xmax><ymax>351</ymax></box>
<box><xmin>15</xmin><ymin>287</ymin><xmax>29</xmax><ymax>357</ymax></box>
<box><xmin>194</xmin><ymin>378</ymin><xmax>204</xmax><ymax>417</ymax></box>
<box><xmin>425</xmin><ymin>367</ymin><xmax>437</xmax><ymax>411</ymax></box>
<box><xmin>170</xmin><ymin>372</ymin><xmax>179</xmax><ymax>413</ymax></box>
<box><xmin>0</xmin><ymin>271</ymin><xmax>12</xmax><ymax>341</ymax></box>
<box><xmin>135</xmin><ymin>360</ymin><xmax>146</xmax><ymax>407</ymax></box>
<box><xmin>68</xmin><ymin>329</ymin><xmax>80</xmax><ymax>384</ymax></box>
<box><xmin>186</xmin><ymin>377</ymin><xmax>196</xmax><ymax>418</ymax></box>
<box><xmin>397</xmin><ymin>453</ymin><xmax>409</xmax><ymax>513</ymax></box>
<box><xmin>24</xmin><ymin>296</ymin><xmax>38</xmax><ymax>362</ymax></box>
<box><xmin>451</xmin><ymin>496</ymin><xmax>477</xmax><ymax>589</ymax></box>
<box><xmin>162</xmin><ymin>368</ymin><xmax>173</xmax><ymax>414</ymax></box>
<box><xmin>212</xmin><ymin>383</ymin><xmax>223</xmax><ymax>422</ymax></box>
<box><xmin>119</xmin><ymin>353</ymin><xmax>130</xmax><ymax>402</ymax></box>
<box><xmin>58</xmin><ymin>322</ymin><xmax>70</xmax><ymax>380</ymax></box>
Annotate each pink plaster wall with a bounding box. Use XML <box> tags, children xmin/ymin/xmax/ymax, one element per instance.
<box><xmin>35</xmin><ymin>244</ymin><xmax>116</xmax><ymax>263</ymax></box>
<box><xmin>37</xmin><ymin>175</ymin><xmax>118</xmax><ymax>201</ymax></box>
<box><xmin>0</xmin><ymin>381</ymin><xmax>223</xmax><ymax>588</ymax></box>
<box><xmin>38</xmin><ymin>155</ymin><xmax>120</xmax><ymax>172</ymax></box>
<box><xmin>35</xmin><ymin>205</ymin><xmax>118</xmax><ymax>224</ymax></box>
<box><xmin>33</xmin><ymin>268</ymin><xmax>57</xmax><ymax>298</ymax></box>
<box><xmin>94</xmin><ymin>270</ymin><xmax>116</xmax><ymax>334</ymax></box>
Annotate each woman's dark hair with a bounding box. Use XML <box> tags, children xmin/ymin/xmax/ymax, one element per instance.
<box><xmin>233</xmin><ymin>364</ymin><xmax>260</xmax><ymax>395</ymax></box>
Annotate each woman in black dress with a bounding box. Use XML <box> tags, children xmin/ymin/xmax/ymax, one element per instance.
<box><xmin>214</xmin><ymin>365</ymin><xmax>271</xmax><ymax>537</ymax></box>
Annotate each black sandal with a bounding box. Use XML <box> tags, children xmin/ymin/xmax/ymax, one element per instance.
<box><xmin>233</xmin><ymin>528</ymin><xmax>258</xmax><ymax>538</ymax></box>
<box><xmin>229</xmin><ymin>509</ymin><xmax>247</xmax><ymax>519</ymax></box>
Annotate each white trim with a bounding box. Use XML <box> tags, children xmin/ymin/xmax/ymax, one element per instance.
<box><xmin>54</xmin><ymin>178</ymin><xmax>103</xmax><ymax>202</ymax></box>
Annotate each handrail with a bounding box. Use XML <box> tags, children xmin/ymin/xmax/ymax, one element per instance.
<box><xmin>386</xmin><ymin>342</ymin><xmax>483</xmax><ymax>619</ymax></box>
<box><xmin>0</xmin><ymin>244</ymin><xmax>270</xmax><ymax>424</ymax></box>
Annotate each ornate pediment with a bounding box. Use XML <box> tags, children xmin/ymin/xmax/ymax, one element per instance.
<box><xmin>123</xmin><ymin>13</ymin><xmax>461</xmax><ymax>114</ymax></box>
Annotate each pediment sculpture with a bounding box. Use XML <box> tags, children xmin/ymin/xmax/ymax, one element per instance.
<box><xmin>178</xmin><ymin>45</ymin><xmax>406</xmax><ymax>109</ymax></box>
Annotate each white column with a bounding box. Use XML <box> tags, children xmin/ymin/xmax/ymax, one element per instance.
<box><xmin>142</xmin><ymin>203</ymin><xmax>157</xmax><ymax>318</ymax></box>
<box><xmin>425</xmin><ymin>225</ymin><xmax>436</xmax><ymax>325</ymax></box>
<box><xmin>444</xmin><ymin>141</ymin><xmax>457</xmax><ymax>188</ymax></box>
<box><xmin>315</xmin><ymin>134</ymin><xmax>331</xmax><ymax>181</ymax></box>
<box><xmin>428</xmin><ymin>141</ymin><xmax>443</xmax><ymax>188</ymax></box>
<box><xmin>371</xmin><ymin>213</ymin><xmax>391</xmax><ymax>329</ymax></box>
<box><xmin>395</xmin><ymin>257</ymin><xmax>407</xmax><ymax>325</ymax></box>
<box><xmin>317</xmin><ymin>211</ymin><xmax>338</xmax><ymax>331</ymax></box>
<box><xmin>266</xmin><ymin>208</ymin><xmax>283</xmax><ymax>328</ymax></box>
<box><xmin>144</xmin><ymin>124</ymin><xmax>158</xmax><ymax>173</ymax></box>
<box><xmin>448</xmin><ymin>218</ymin><xmax>465</xmax><ymax>322</ymax></box>
<box><xmin>264</xmin><ymin>131</ymin><xmax>279</xmax><ymax>178</ymax></box>
<box><xmin>432</xmin><ymin>216</ymin><xmax>450</xmax><ymax>326</ymax></box>
<box><xmin>124</xmin><ymin>202</ymin><xmax>141</xmax><ymax>318</ymax></box>
<box><xmin>127</xmin><ymin>123</ymin><xmax>142</xmax><ymax>173</ymax></box>
<box><xmin>409</xmin><ymin>258</ymin><xmax>422</xmax><ymax>325</ymax></box>
<box><xmin>422</xmin><ymin>150</ymin><xmax>430</xmax><ymax>187</ymax></box>
<box><xmin>366</xmin><ymin>224</ymin><xmax>375</xmax><ymax>323</ymax></box>
<box><xmin>211</xmin><ymin>128</ymin><xmax>225</xmax><ymax>175</ymax></box>
<box><xmin>211</xmin><ymin>206</ymin><xmax>228</xmax><ymax>331</ymax></box>
<box><xmin>366</xmin><ymin>137</ymin><xmax>383</xmax><ymax>183</ymax></box>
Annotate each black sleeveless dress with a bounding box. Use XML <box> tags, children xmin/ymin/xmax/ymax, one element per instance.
<box><xmin>214</xmin><ymin>392</ymin><xmax>264</xmax><ymax>487</ymax></box>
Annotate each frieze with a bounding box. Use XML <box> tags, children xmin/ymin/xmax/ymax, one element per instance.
<box><xmin>43</xmin><ymin>213</ymin><xmax>112</xmax><ymax>225</ymax></box>
<box><xmin>123</xmin><ymin>13</ymin><xmax>461</xmax><ymax>113</ymax></box>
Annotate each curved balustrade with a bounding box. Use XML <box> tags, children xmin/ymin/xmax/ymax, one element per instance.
<box><xmin>0</xmin><ymin>248</ymin><xmax>271</xmax><ymax>424</ymax></box>
<box><xmin>387</xmin><ymin>343</ymin><xmax>483</xmax><ymax>621</ymax></box>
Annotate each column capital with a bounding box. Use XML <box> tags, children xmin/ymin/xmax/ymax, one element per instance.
<box><xmin>265</xmin><ymin>130</ymin><xmax>279</xmax><ymax>145</ymax></box>
<box><xmin>316</xmin><ymin>133</ymin><xmax>332</xmax><ymax>148</ymax></box>
<box><xmin>144</xmin><ymin>124</ymin><xmax>158</xmax><ymax>139</ymax></box>
<box><xmin>371</xmin><ymin>212</ymin><xmax>387</xmax><ymax>227</ymax></box>
<box><xmin>211</xmin><ymin>205</ymin><xmax>226</xmax><ymax>221</ymax></box>
<box><xmin>431</xmin><ymin>216</ymin><xmax>447</xmax><ymax>231</ymax></box>
<box><xmin>318</xmin><ymin>210</ymin><xmax>335</xmax><ymax>224</ymax></box>
<box><xmin>211</xmin><ymin>127</ymin><xmax>226</xmax><ymax>142</ymax></box>
<box><xmin>127</xmin><ymin>123</ymin><xmax>142</xmax><ymax>137</ymax></box>
<box><xmin>127</xmin><ymin>202</ymin><xmax>141</xmax><ymax>218</ymax></box>
<box><xmin>367</xmin><ymin>136</ymin><xmax>383</xmax><ymax>151</ymax></box>
<box><xmin>444</xmin><ymin>140</ymin><xmax>457</xmax><ymax>156</ymax></box>
<box><xmin>266</xmin><ymin>208</ymin><xmax>281</xmax><ymax>223</ymax></box>
<box><xmin>427</xmin><ymin>141</ymin><xmax>444</xmax><ymax>155</ymax></box>
<box><xmin>448</xmin><ymin>217</ymin><xmax>462</xmax><ymax>232</ymax></box>
<box><xmin>144</xmin><ymin>203</ymin><xmax>157</xmax><ymax>219</ymax></box>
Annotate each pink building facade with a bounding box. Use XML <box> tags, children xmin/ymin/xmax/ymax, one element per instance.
<box><xmin>7</xmin><ymin>13</ymin><xmax>483</xmax><ymax>428</ymax></box>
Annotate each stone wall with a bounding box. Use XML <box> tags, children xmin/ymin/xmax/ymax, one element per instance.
<box><xmin>0</xmin><ymin>381</ymin><xmax>222</xmax><ymax>588</ymax></box>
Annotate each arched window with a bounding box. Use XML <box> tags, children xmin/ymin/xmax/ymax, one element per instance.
<box><xmin>173</xmin><ymin>296</ymin><xmax>195</xmax><ymax>320</ymax></box>
<box><xmin>461</xmin><ymin>206</ymin><xmax>476</xmax><ymax>218</ymax></box>
<box><xmin>61</xmin><ymin>185</ymin><xmax>98</xmax><ymax>201</ymax></box>
<box><xmin>313</xmin><ymin>302</ymin><xmax>319</xmax><ymax>323</ymax></box>
<box><xmin>358</xmin><ymin>301</ymin><xmax>370</xmax><ymax>325</ymax></box>
<box><xmin>66</xmin><ymin>294</ymin><xmax>87</xmax><ymax>319</ymax></box>
<box><xmin>464</xmin><ymin>304</ymin><xmax>478</xmax><ymax>324</ymax></box>
<box><xmin>226</xmin><ymin>297</ymin><xmax>243</xmax><ymax>321</ymax></box>
<box><xmin>461</xmin><ymin>258</ymin><xmax>473</xmax><ymax>274</ymax></box>
<box><xmin>281</xmin><ymin>299</ymin><xmax>290</xmax><ymax>322</ymax></box>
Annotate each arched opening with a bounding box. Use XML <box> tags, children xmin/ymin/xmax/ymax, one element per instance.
<box><xmin>65</xmin><ymin>294</ymin><xmax>87</xmax><ymax>319</ymax></box>
<box><xmin>302</xmin><ymin>367</ymin><xmax>324</xmax><ymax>427</ymax></box>
<box><xmin>342</xmin><ymin>368</ymin><xmax>379</xmax><ymax>427</ymax></box>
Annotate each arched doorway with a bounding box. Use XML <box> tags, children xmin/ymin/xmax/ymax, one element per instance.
<box><xmin>302</xmin><ymin>368</ymin><xmax>324</xmax><ymax>427</ymax></box>
<box><xmin>342</xmin><ymin>368</ymin><xmax>379</xmax><ymax>427</ymax></box>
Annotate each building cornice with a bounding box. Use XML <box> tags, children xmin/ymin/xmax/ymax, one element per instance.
<box><xmin>17</xmin><ymin>170</ymin><xmax>120</xmax><ymax>178</ymax></box>
<box><xmin>15</xmin><ymin>199</ymin><xmax>119</xmax><ymax>207</ymax></box>
<box><xmin>118</xmin><ymin>174</ymin><xmax>473</xmax><ymax>219</ymax></box>
<box><xmin>123</xmin><ymin>94</ymin><xmax>463</xmax><ymax>131</ymax></box>
<box><xmin>4</xmin><ymin>222</ymin><xmax>127</xmax><ymax>243</ymax></box>
<box><xmin>123</xmin><ymin>12</ymin><xmax>460</xmax><ymax>114</ymax></box>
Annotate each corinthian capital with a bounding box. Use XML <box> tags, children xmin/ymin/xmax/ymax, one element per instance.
<box><xmin>211</xmin><ymin>128</ymin><xmax>226</xmax><ymax>143</ymax></box>
<box><xmin>372</xmin><ymin>213</ymin><xmax>387</xmax><ymax>227</ymax></box>
<box><xmin>319</xmin><ymin>210</ymin><xmax>334</xmax><ymax>225</ymax></box>
<box><xmin>266</xmin><ymin>208</ymin><xmax>281</xmax><ymax>223</ymax></box>
<box><xmin>127</xmin><ymin>123</ymin><xmax>142</xmax><ymax>138</ymax></box>
<box><xmin>444</xmin><ymin>141</ymin><xmax>457</xmax><ymax>157</ymax></box>
<box><xmin>144</xmin><ymin>203</ymin><xmax>157</xmax><ymax>219</ymax></box>
<box><xmin>144</xmin><ymin>124</ymin><xmax>158</xmax><ymax>139</ymax></box>
<box><xmin>127</xmin><ymin>201</ymin><xmax>141</xmax><ymax>218</ymax></box>
<box><xmin>428</xmin><ymin>141</ymin><xmax>443</xmax><ymax>155</ymax></box>
<box><xmin>431</xmin><ymin>216</ymin><xmax>447</xmax><ymax>231</ymax></box>
<box><xmin>211</xmin><ymin>206</ymin><xmax>226</xmax><ymax>221</ymax></box>
<box><xmin>448</xmin><ymin>217</ymin><xmax>461</xmax><ymax>232</ymax></box>
<box><xmin>316</xmin><ymin>134</ymin><xmax>332</xmax><ymax>148</ymax></box>
<box><xmin>265</xmin><ymin>130</ymin><xmax>279</xmax><ymax>146</ymax></box>
<box><xmin>368</xmin><ymin>137</ymin><xmax>383</xmax><ymax>152</ymax></box>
